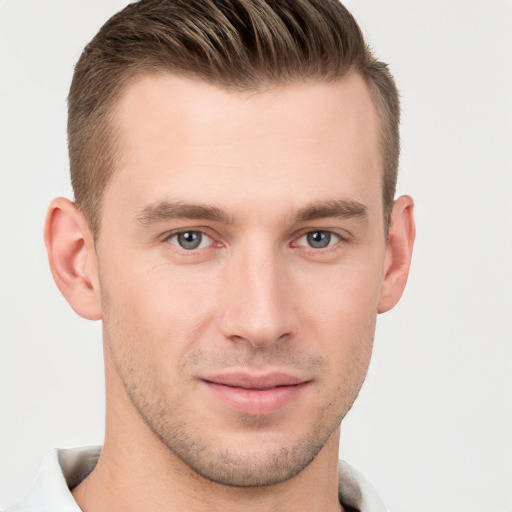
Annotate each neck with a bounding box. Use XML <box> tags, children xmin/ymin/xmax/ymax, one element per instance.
<box><xmin>72</xmin><ymin>350</ymin><xmax>343</xmax><ymax>512</ymax></box>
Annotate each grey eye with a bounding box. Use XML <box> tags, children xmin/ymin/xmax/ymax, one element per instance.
<box><xmin>306</xmin><ymin>231</ymin><xmax>332</xmax><ymax>248</ymax></box>
<box><xmin>175</xmin><ymin>231</ymin><xmax>204</xmax><ymax>250</ymax></box>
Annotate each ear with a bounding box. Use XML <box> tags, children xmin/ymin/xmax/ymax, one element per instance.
<box><xmin>44</xmin><ymin>197</ymin><xmax>102</xmax><ymax>320</ymax></box>
<box><xmin>377</xmin><ymin>195</ymin><xmax>416</xmax><ymax>314</ymax></box>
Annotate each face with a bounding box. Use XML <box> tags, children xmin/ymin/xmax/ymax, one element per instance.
<box><xmin>95</xmin><ymin>74</ymin><xmax>387</xmax><ymax>486</ymax></box>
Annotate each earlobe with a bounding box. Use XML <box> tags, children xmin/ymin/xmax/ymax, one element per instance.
<box><xmin>44</xmin><ymin>197</ymin><xmax>102</xmax><ymax>320</ymax></box>
<box><xmin>377</xmin><ymin>195</ymin><xmax>416</xmax><ymax>314</ymax></box>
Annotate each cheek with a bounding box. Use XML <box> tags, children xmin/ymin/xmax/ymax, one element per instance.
<box><xmin>293</xmin><ymin>260</ymin><xmax>382</xmax><ymax>373</ymax></box>
<box><xmin>296</xmin><ymin>258</ymin><xmax>383</xmax><ymax>326</ymax></box>
<box><xmin>98</xmin><ymin>255</ymin><xmax>220</xmax><ymax>366</ymax></box>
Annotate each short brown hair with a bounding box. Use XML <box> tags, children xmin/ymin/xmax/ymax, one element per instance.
<box><xmin>68</xmin><ymin>0</ymin><xmax>400</xmax><ymax>237</ymax></box>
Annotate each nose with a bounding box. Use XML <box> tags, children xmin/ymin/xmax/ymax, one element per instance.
<box><xmin>219</xmin><ymin>244</ymin><xmax>296</xmax><ymax>348</ymax></box>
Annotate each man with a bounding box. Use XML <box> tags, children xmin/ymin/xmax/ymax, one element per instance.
<box><xmin>6</xmin><ymin>0</ymin><xmax>415</xmax><ymax>510</ymax></box>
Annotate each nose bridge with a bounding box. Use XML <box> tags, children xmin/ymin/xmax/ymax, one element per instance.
<box><xmin>220</xmin><ymin>238</ymin><xmax>293</xmax><ymax>347</ymax></box>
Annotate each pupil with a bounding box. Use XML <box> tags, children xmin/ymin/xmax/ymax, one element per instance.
<box><xmin>307</xmin><ymin>231</ymin><xmax>330</xmax><ymax>248</ymax></box>
<box><xmin>179</xmin><ymin>231</ymin><xmax>201</xmax><ymax>249</ymax></box>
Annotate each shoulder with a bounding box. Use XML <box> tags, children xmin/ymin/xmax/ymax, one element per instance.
<box><xmin>3</xmin><ymin>447</ymin><xmax>101</xmax><ymax>512</ymax></box>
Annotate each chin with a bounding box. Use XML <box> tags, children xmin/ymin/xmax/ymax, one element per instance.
<box><xmin>170</xmin><ymin>439</ymin><xmax>326</xmax><ymax>487</ymax></box>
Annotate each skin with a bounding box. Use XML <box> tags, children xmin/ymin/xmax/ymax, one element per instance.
<box><xmin>45</xmin><ymin>73</ymin><xmax>415</xmax><ymax>512</ymax></box>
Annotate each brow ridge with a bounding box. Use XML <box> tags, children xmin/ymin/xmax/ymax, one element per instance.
<box><xmin>136</xmin><ymin>198</ymin><xmax>368</xmax><ymax>226</ymax></box>
<box><xmin>294</xmin><ymin>199</ymin><xmax>368</xmax><ymax>223</ymax></box>
<box><xmin>136</xmin><ymin>201</ymin><xmax>233</xmax><ymax>225</ymax></box>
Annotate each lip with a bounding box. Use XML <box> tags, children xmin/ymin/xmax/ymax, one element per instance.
<box><xmin>201</xmin><ymin>372</ymin><xmax>310</xmax><ymax>415</ymax></box>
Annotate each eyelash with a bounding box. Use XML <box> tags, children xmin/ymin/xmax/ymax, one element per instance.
<box><xmin>163</xmin><ymin>229</ymin><xmax>347</xmax><ymax>253</ymax></box>
<box><xmin>165</xmin><ymin>230</ymin><xmax>218</xmax><ymax>251</ymax></box>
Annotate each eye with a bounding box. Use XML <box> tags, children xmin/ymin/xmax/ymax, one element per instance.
<box><xmin>296</xmin><ymin>230</ymin><xmax>340</xmax><ymax>249</ymax></box>
<box><xmin>168</xmin><ymin>230</ymin><xmax>212</xmax><ymax>250</ymax></box>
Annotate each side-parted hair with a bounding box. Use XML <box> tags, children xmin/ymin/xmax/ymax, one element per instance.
<box><xmin>68</xmin><ymin>0</ymin><xmax>400</xmax><ymax>237</ymax></box>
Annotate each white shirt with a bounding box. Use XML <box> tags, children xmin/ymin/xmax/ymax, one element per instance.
<box><xmin>4</xmin><ymin>447</ymin><xmax>387</xmax><ymax>512</ymax></box>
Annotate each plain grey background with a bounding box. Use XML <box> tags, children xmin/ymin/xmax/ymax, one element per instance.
<box><xmin>1</xmin><ymin>1</ymin><xmax>511</xmax><ymax>510</ymax></box>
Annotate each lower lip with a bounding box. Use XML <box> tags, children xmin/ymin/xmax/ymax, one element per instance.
<box><xmin>203</xmin><ymin>381</ymin><xmax>309</xmax><ymax>415</ymax></box>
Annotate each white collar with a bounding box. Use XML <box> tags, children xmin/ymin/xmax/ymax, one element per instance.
<box><xmin>6</xmin><ymin>447</ymin><xmax>387</xmax><ymax>512</ymax></box>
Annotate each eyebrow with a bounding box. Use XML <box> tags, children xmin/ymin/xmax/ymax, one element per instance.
<box><xmin>136</xmin><ymin>201</ymin><xmax>233</xmax><ymax>225</ymax></box>
<box><xmin>136</xmin><ymin>198</ymin><xmax>368</xmax><ymax>226</ymax></box>
<box><xmin>293</xmin><ymin>199</ymin><xmax>368</xmax><ymax>223</ymax></box>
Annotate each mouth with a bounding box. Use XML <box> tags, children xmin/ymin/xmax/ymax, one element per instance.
<box><xmin>201</xmin><ymin>372</ymin><xmax>311</xmax><ymax>415</ymax></box>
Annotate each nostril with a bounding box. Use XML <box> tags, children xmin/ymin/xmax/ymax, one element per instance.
<box><xmin>226</xmin><ymin>331</ymin><xmax>291</xmax><ymax>349</ymax></box>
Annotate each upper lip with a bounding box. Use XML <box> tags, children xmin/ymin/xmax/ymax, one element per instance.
<box><xmin>202</xmin><ymin>372</ymin><xmax>308</xmax><ymax>390</ymax></box>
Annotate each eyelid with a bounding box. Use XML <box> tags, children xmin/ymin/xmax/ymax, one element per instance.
<box><xmin>162</xmin><ymin>228</ymin><xmax>220</xmax><ymax>250</ymax></box>
<box><xmin>291</xmin><ymin>228</ymin><xmax>351</xmax><ymax>252</ymax></box>
<box><xmin>158</xmin><ymin>226</ymin><xmax>349</xmax><ymax>252</ymax></box>
<box><xmin>296</xmin><ymin>230</ymin><xmax>338</xmax><ymax>245</ymax></box>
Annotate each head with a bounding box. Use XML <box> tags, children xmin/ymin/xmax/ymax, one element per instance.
<box><xmin>46</xmin><ymin>0</ymin><xmax>415</xmax><ymax>490</ymax></box>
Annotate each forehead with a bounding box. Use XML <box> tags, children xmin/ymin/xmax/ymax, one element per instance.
<box><xmin>105</xmin><ymin>73</ymin><xmax>382</xmax><ymax>222</ymax></box>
